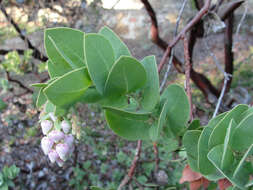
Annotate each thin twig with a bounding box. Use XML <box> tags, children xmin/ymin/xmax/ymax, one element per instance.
<box><xmin>235</xmin><ymin>0</ymin><xmax>248</xmax><ymax>36</ymax></box>
<box><xmin>233</xmin><ymin>0</ymin><xmax>248</xmax><ymax>51</ymax></box>
<box><xmin>183</xmin><ymin>36</ymin><xmax>193</xmax><ymax>122</ymax></box>
<box><xmin>118</xmin><ymin>140</ymin><xmax>142</xmax><ymax>190</ymax></box>
<box><xmin>203</xmin><ymin>40</ymin><xmax>229</xmax><ymax>76</ymax></box>
<box><xmin>212</xmin><ymin>76</ymin><xmax>229</xmax><ymax>118</ymax></box>
<box><xmin>158</xmin><ymin>0</ymin><xmax>212</xmax><ymax>72</ymax></box>
<box><xmin>159</xmin><ymin>0</ymin><xmax>188</xmax><ymax>92</ymax></box>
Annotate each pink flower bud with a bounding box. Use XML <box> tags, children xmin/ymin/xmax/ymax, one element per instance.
<box><xmin>56</xmin><ymin>158</ymin><xmax>64</xmax><ymax>167</ymax></box>
<box><xmin>56</xmin><ymin>143</ymin><xmax>69</xmax><ymax>161</ymax></box>
<box><xmin>48</xmin><ymin>130</ymin><xmax>65</xmax><ymax>142</ymax></box>
<box><xmin>61</xmin><ymin>120</ymin><xmax>71</xmax><ymax>134</ymax></box>
<box><xmin>41</xmin><ymin>137</ymin><xmax>54</xmax><ymax>155</ymax></box>
<box><xmin>64</xmin><ymin>134</ymin><xmax>74</xmax><ymax>147</ymax></box>
<box><xmin>48</xmin><ymin>149</ymin><xmax>59</xmax><ymax>163</ymax></box>
<box><xmin>41</xmin><ymin>120</ymin><xmax>53</xmax><ymax>135</ymax></box>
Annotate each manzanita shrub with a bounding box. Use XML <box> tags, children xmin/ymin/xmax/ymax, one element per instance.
<box><xmin>31</xmin><ymin>26</ymin><xmax>253</xmax><ymax>189</ymax></box>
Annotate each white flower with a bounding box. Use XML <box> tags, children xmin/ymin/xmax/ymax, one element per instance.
<box><xmin>41</xmin><ymin>137</ymin><xmax>54</xmax><ymax>155</ymax></box>
<box><xmin>41</xmin><ymin>120</ymin><xmax>53</xmax><ymax>135</ymax></box>
<box><xmin>56</xmin><ymin>143</ymin><xmax>70</xmax><ymax>161</ymax></box>
<box><xmin>48</xmin><ymin>149</ymin><xmax>59</xmax><ymax>163</ymax></box>
<box><xmin>61</xmin><ymin>120</ymin><xmax>71</xmax><ymax>134</ymax></box>
<box><xmin>48</xmin><ymin>130</ymin><xmax>65</xmax><ymax>142</ymax></box>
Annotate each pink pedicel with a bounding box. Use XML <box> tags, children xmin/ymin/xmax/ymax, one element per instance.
<box><xmin>56</xmin><ymin>143</ymin><xmax>70</xmax><ymax>161</ymax></box>
<box><xmin>41</xmin><ymin>136</ymin><xmax>54</xmax><ymax>155</ymax></box>
<box><xmin>61</xmin><ymin>120</ymin><xmax>71</xmax><ymax>134</ymax></box>
<box><xmin>48</xmin><ymin>149</ymin><xmax>59</xmax><ymax>163</ymax></box>
<box><xmin>48</xmin><ymin>130</ymin><xmax>65</xmax><ymax>142</ymax></box>
<box><xmin>41</xmin><ymin>120</ymin><xmax>53</xmax><ymax>135</ymax></box>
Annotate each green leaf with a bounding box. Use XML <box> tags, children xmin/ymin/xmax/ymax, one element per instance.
<box><xmin>140</xmin><ymin>55</ymin><xmax>159</xmax><ymax>111</ymax></box>
<box><xmin>0</xmin><ymin>173</ymin><xmax>3</xmax><ymax>186</ymax></box>
<box><xmin>207</xmin><ymin>144</ymin><xmax>246</xmax><ymax>189</ymax></box>
<box><xmin>0</xmin><ymin>99</ymin><xmax>7</xmax><ymax>111</ymax></box>
<box><xmin>79</xmin><ymin>87</ymin><xmax>103</xmax><ymax>103</ymax></box>
<box><xmin>44</xmin><ymin>101</ymin><xmax>55</xmax><ymax>114</ymax></box>
<box><xmin>7</xmin><ymin>165</ymin><xmax>20</xmax><ymax>179</ymax></box>
<box><xmin>188</xmin><ymin>119</ymin><xmax>201</xmax><ymax>130</ymax></box>
<box><xmin>104</xmin><ymin>106</ymin><xmax>151</xmax><ymax>121</ymax></box>
<box><xmin>30</xmin><ymin>83</ymin><xmax>47</xmax><ymax>88</ymax></box>
<box><xmin>231</xmin><ymin>112</ymin><xmax>253</xmax><ymax>152</ymax></box>
<box><xmin>197</xmin><ymin>112</ymin><xmax>227</xmax><ymax>175</ymax></box>
<box><xmin>0</xmin><ymin>183</ymin><xmax>8</xmax><ymax>190</ymax></box>
<box><xmin>221</xmin><ymin>119</ymin><xmax>236</xmax><ymax>170</ymax></box>
<box><xmin>208</xmin><ymin>104</ymin><xmax>248</xmax><ymax>150</ymax></box>
<box><xmin>104</xmin><ymin>107</ymin><xmax>151</xmax><ymax>141</ymax></box>
<box><xmin>161</xmin><ymin>84</ymin><xmax>190</xmax><ymax>136</ymax></box>
<box><xmin>149</xmin><ymin>100</ymin><xmax>169</xmax><ymax>142</ymax></box>
<box><xmin>99</xmin><ymin>94</ymin><xmax>128</xmax><ymax>109</ymax></box>
<box><xmin>104</xmin><ymin>56</ymin><xmax>146</xmax><ymax>96</ymax></box>
<box><xmin>44</xmin><ymin>67</ymin><xmax>91</xmax><ymax>107</ymax></box>
<box><xmin>232</xmin><ymin>144</ymin><xmax>253</xmax><ymax>181</ymax></box>
<box><xmin>84</xmin><ymin>33</ymin><xmax>115</xmax><ymax>94</ymax></box>
<box><xmin>36</xmin><ymin>88</ymin><xmax>47</xmax><ymax>108</ymax></box>
<box><xmin>45</xmin><ymin>27</ymin><xmax>85</xmax><ymax>70</ymax></box>
<box><xmin>90</xmin><ymin>187</ymin><xmax>106</xmax><ymax>190</ymax></box>
<box><xmin>99</xmin><ymin>26</ymin><xmax>131</xmax><ymax>60</ymax></box>
<box><xmin>47</xmin><ymin>59</ymin><xmax>65</xmax><ymax>78</ymax></box>
<box><xmin>183</xmin><ymin>130</ymin><xmax>201</xmax><ymax>172</ymax></box>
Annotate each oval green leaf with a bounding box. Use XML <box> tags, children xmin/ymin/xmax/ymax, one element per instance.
<box><xmin>84</xmin><ymin>33</ymin><xmax>115</xmax><ymax>94</ymax></box>
<box><xmin>183</xmin><ymin>130</ymin><xmax>201</xmax><ymax>172</ymax></box>
<box><xmin>104</xmin><ymin>108</ymin><xmax>151</xmax><ymax>141</ymax></box>
<box><xmin>208</xmin><ymin>104</ymin><xmax>248</xmax><ymax>150</ymax></box>
<box><xmin>43</xmin><ymin>67</ymin><xmax>91</xmax><ymax>107</ymax></box>
<box><xmin>231</xmin><ymin>112</ymin><xmax>253</xmax><ymax>151</ymax></box>
<box><xmin>104</xmin><ymin>56</ymin><xmax>147</xmax><ymax>96</ymax></box>
<box><xmin>197</xmin><ymin>112</ymin><xmax>227</xmax><ymax>175</ymax></box>
<box><xmin>140</xmin><ymin>55</ymin><xmax>160</xmax><ymax>111</ymax></box>
<box><xmin>45</xmin><ymin>27</ymin><xmax>85</xmax><ymax>70</ymax></box>
<box><xmin>99</xmin><ymin>26</ymin><xmax>131</xmax><ymax>60</ymax></box>
<box><xmin>161</xmin><ymin>84</ymin><xmax>190</xmax><ymax>136</ymax></box>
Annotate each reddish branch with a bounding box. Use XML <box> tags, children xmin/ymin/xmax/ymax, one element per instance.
<box><xmin>183</xmin><ymin>36</ymin><xmax>193</xmax><ymax>121</ymax></box>
<box><xmin>141</xmin><ymin>0</ymin><xmax>221</xmax><ymax>100</ymax></box>
<box><xmin>158</xmin><ymin>0</ymin><xmax>211</xmax><ymax>72</ymax></box>
<box><xmin>0</xmin><ymin>3</ymin><xmax>48</xmax><ymax>62</ymax></box>
<box><xmin>118</xmin><ymin>140</ymin><xmax>142</xmax><ymax>190</ymax></box>
<box><xmin>224</xmin><ymin>13</ymin><xmax>234</xmax><ymax>92</ymax></box>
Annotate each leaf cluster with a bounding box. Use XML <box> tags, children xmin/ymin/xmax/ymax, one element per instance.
<box><xmin>183</xmin><ymin>105</ymin><xmax>253</xmax><ymax>189</ymax></box>
<box><xmin>0</xmin><ymin>165</ymin><xmax>20</xmax><ymax>190</ymax></box>
<box><xmin>32</xmin><ymin>26</ymin><xmax>190</xmax><ymax>142</ymax></box>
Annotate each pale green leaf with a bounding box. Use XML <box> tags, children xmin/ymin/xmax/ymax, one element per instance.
<box><xmin>140</xmin><ymin>55</ymin><xmax>159</xmax><ymax>111</ymax></box>
<box><xmin>99</xmin><ymin>26</ymin><xmax>131</xmax><ymax>60</ymax></box>
<box><xmin>43</xmin><ymin>67</ymin><xmax>91</xmax><ymax>107</ymax></box>
<box><xmin>104</xmin><ymin>56</ymin><xmax>146</xmax><ymax>96</ymax></box>
<box><xmin>84</xmin><ymin>33</ymin><xmax>115</xmax><ymax>94</ymax></box>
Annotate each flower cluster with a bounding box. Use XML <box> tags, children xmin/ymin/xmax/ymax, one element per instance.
<box><xmin>40</xmin><ymin>113</ymin><xmax>74</xmax><ymax>167</ymax></box>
